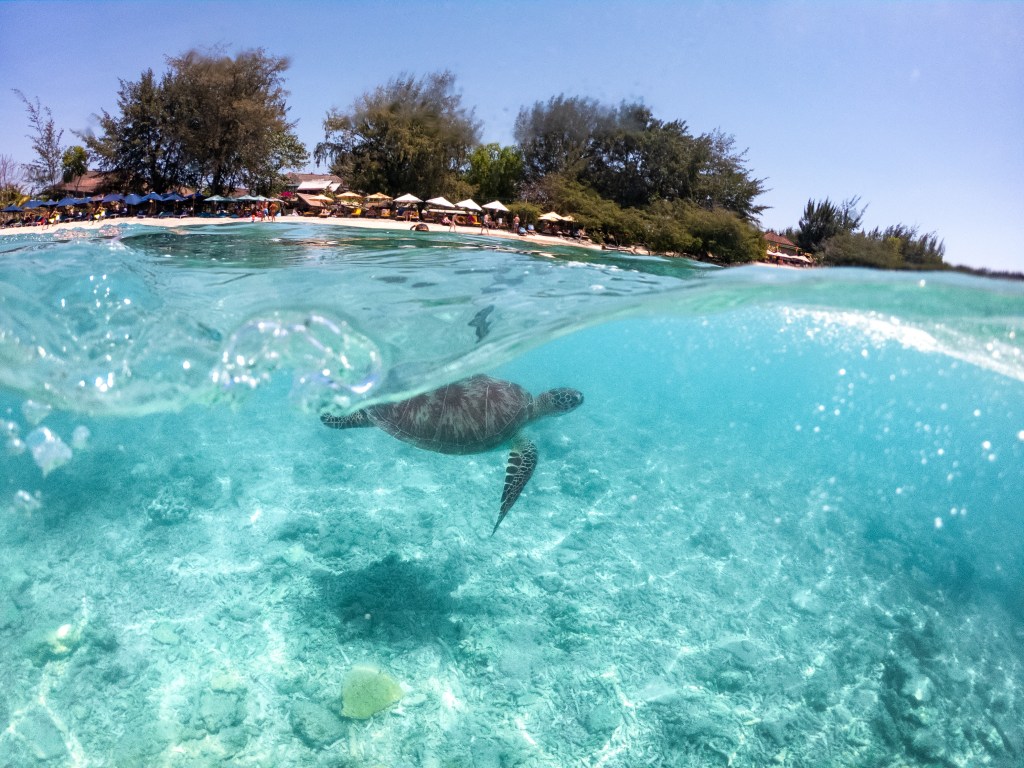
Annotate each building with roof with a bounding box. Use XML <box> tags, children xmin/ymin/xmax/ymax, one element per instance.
<box><xmin>764</xmin><ymin>231</ymin><xmax>814</xmax><ymax>266</ymax></box>
<box><xmin>54</xmin><ymin>170</ymin><xmax>116</xmax><ymax>197</ymax></box>
<box><xmin>285</xmin><ymin>173</ymin><xmax>344</xmax><ymax>194</ymax></box>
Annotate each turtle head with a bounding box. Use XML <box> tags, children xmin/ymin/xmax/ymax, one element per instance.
<box><xmin>535</xmin><ymin>387</ymin><xmax>584</xmax><ymax>418</ymax></box>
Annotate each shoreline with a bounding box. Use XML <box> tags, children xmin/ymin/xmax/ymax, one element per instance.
<box><xmin>0</xmin><ymin>213</ymin><xmax>609</xmax><ymax>254</ymax></box>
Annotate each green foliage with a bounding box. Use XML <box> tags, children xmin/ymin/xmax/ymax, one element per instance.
<box><xmin>819</xmin><ymin>232</ymin><xmax>903</xmax><ymax>269</ymax></box>
<box><xmin>534</xmin><ymin>176</ymin><xmax>761</xmax><ymax>262</ymax></box>
<box><xmin>14</xmin><ymin>90</ymin><xmax>65</xmax><ymax>194</ymax></box>
<box><xmin>866</xmin><ymin>224</ymin><xmax>945</xmax><ymax>267</ymax></box>
<box><xmin>0</xmin><ymin>154</ymin><xmax>25</xmax><ymax>205</ymax></box>
<box><xmin>514</xmin><ymin>95</ymin><xmax>766</xmax><ymax>223</ymax></box>
<box><xmin>87</xmin><ymin>49</ymin><xmax>307</xmax><ymax>194</ymax></box>
<box><xmin>315</xmin><ymin>71</ymin><xmax>480</xmax><ymax>196</ymax></box>
<box><xmin>795</xmin><ymin>196</ymin><xmax>866</xmax><ymax>252</ymax></box>
<box><xmin>86</xmin><ymin>68</ymin><xmax>178</xmax><ymax>192</ymax></box>
<box><xmin>819</xmin><ymin>227</ymin><xmax>945</xmax><ymax>270</ymax></box>
<box><xmin>465</xmin><ymin>143</ymin><xmax>523</xmax><ymax>202</ymax></box>
<box><xmin>505</xmin><ymin>200</ymin><xmax>541</xmax><ymax>225</ymax></box>
<box><xmin>513</xmin><ymin>95</ymin><xmax>608</xmax><ymax>181</ymax></box>
<box><xmin>61</xmin><ymin>145</ymin><xmax>88</xmax><ymax>184</ymax></box>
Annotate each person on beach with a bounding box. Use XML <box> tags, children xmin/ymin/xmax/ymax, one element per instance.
<box><xmin>512</xmin><ymin>214</ymin><xmax>520</xmax><ymax>233</ymax></box>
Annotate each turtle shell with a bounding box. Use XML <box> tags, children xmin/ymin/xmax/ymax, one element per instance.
<box><xmin>368</xmin><ymin>375</ymin><xmax>532</xmax><ymax>455</ymax></box>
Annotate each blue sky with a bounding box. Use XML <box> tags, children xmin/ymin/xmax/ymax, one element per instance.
<box><xmin>1</xmin><ymin>0</ymin><xmax>1021</xmax><ymax>271</ymax></box>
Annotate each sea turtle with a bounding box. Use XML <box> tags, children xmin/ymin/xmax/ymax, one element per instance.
<box><xmin>320</xmin><ymin>374</ymin><xmax>584</xmax><ymax>534</ymax></box>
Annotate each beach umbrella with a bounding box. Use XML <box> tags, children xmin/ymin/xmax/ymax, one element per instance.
<box><xmin>364</xmin><ymin>192</ymin><xmax>392</xmax><ymax>202</ymax></box>
<box><xmin>336</xmin><ymin>191</ymin><xmax>362</xmax><ymax>200</ymax></box>
<box><xmin>538</xmin><ymin>211</ymin><xmax>564</xmax><ymax>222</ymax></box>
<box><xmin>425</xmin><ymin>196</ymin><xmax>457</xmax><ymax>209</ymax></box>
<box><xmin>482</xmin><ymin>200</ymin><xmax>509</xmax><ymax>212</ymax></box>
<box><xmin>56</xmin><ymin>196</ymin><xmax>78</xmax><ymax>207</ymax></box>
<box><xmin>22</xmin><ymin>200</ymin><xmax>45</xmax><ymax>209</ymax></box>
<box><xmin>393</xmin><ymin>193</ymin><xmax>422</xmax><ymax>204</ymax></box>
<box><xmin>101</xmin><ymin>193</ymin><xmax>125</xmax><ymax>203</ymax></box>
<box><xmin>162</xmin><ymin>192</ymin><xmax>186</xmax><ymax>202</ymax></box>
<box><xmin>140</xmin><ymin>193</ymin><xmax>164</xmax><ymax>203</ymax></box>
<box><xmin>455</xmin><ymin>198</ymin><xmax>483</xmax><ymax>211</ymax></box>
<box><xmin>124</xmin><ymin>194</ymin><xmax>145</xmax><ymax>206</ymax></box>
<box><xmin>233</xmin><ymin>194</ymin><xmax>260</xmax><ymax>202</ymax></box>
<box><xmin>2</xmin><ymin>204</ymin><xmax>22</xmax><ymax>212</ymax></box>
<box><xmin>204</xmin><ymin>195</ymin><xmax>231</xmax><ymax>203</ymax></box>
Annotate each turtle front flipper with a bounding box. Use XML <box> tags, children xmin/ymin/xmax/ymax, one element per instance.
<box><xmin>320</xmin><ymin>410</ymin><xmax>372</xmax><ymax>430</ymax></box>
<box><xmin>493</xmin><ymin>435</ymin><xmax>537</xmax><ymax>535</ymax></box>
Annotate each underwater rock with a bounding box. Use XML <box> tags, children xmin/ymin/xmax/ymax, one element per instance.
<box><xmin>901</xmin><ymin>673</ymin><xmax>933</xmax><ymax>705</ymax></box>
<box><xmin>0</xmin><ymin>594</ymin><xmax>20</xmax><ymax>630</ymax></box>
<box><xmin>196</xmin><ymin>689</ymin><xmax>246</xmax><ymax>734</ymax></box>
<box><xmin>340</xmin><ymin>664</ymin><xmax>403</xmax><ymax>719</ymax></box>
<box><xmin>714</xmin><ymin>636</ymin><xmax>764</xmax><ymax>670</ymax></box>
<box><xmin>582</xmin><ymin>700</ymin><xmax>621</xmax><ymax>736</ymax></box>
<box><xmin>290</xmin><ymin>700</ymin><xmax>347</xmax><ymax>749</ymax></box>
<box><xmin>15</xmin><ymin>707</ymin><xmax>68</xmax><ymax>762</ymax></box>
<box><xmin>146</xmin><ymin>488</ymin><xmax>192</xmax><ymax>526</ymax></box>
<box><xmin>790</xmin><ymin>588</ymin><xmax>825</xmax><ymax>615</ymax></box>
<box><xmin>29</xmin><ymin>621</ymin><xmax>84</xmax><ymax>664</ymax></box>
<box><xmin>151</xmin><ymin>623</ymin><xmax>180</xmax><ymax>645</ymax></box>
<box><xmin>210</xmin><ymin>672</ymin><xmax>245</xmax><ymax>693</ymax></box>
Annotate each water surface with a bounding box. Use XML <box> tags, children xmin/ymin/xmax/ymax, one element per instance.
<box><xmin>1</xmin><ymin>223</ymin><xmax>1022</xmax><ymax>766</ymax></box>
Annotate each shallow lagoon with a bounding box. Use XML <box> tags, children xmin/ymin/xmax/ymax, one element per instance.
<box><xmin>1</xmin><ymin>223</ymin><xmax>1022</xmax><ymax>766</ymax></box>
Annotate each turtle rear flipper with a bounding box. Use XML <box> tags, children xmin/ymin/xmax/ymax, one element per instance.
<box><xmin>493</xmin><ymin>435</ymin><xmax>537</xmax><ymax>535</ymax></box>
<box><xmin>321</xmin><ymin>410</ymin><xmax>372</xmax><ymax>430</ymax></box>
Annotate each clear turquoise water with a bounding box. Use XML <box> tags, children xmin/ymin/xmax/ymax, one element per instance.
<box><xmin>1</xmin><ymin>222</ymin><xmax>1022</xmax><ymax>766</ymax></box>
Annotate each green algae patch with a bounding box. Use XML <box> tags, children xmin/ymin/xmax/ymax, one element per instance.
<box><xmin>340</xmin><ymin>665</ymin><xmax>403</xmax><ymax>719</ymax></box>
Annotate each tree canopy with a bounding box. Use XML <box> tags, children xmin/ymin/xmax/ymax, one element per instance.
<box><xmin>315</xmin><ymin>71</ymin><xmax>480</xmax><ymax>197</ymax></box>
<box><xmin>514</xmin><ymin>96</ymin><xmax>766</xmax><ymax>223</ymax></box>
<box><xmin>791</xmin><ymin>196</ymin><xmax>945</xmax><ymax>269</ymax></box>
<box><xmin>14</xmin><ymin>90</ymin><xmax>65</xmax><ymax>194</ymax></box>
<box><xmin>86</xmin><ymin>49</ymin><xmax>307</xmax><ymax>195</ymax></box>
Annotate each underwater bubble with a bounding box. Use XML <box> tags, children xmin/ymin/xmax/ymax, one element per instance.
<box><xmin>71</xmin><ymin>425</ymin><xmax>91</xmax><ymax>450</ymax></box>
<box><xmin>21</xmin><ymin>399</ymin><xmax>52</xmax><ymax>425</ymax></box>
<box><xmin>13</xmin><ymin>489</ymin><xmax>42</xmax><ymax>513</ymax></box>
<box><xmin>25</xmin><ymin>426</ymin><xmax>72</xmax><ymax>477</ymax></box>
<box><xmin>212</xmin><ymin>310</ymin><xmax>383</xmax><ymax>408</ymax></box>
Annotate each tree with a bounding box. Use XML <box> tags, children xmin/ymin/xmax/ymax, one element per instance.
<box><xmin>14</xmin><ymin>90</ymin><xmax>65</xmax><ymax>194</ymax></box>
<box><xmin>583</xmin><ymin>102</ymin><xmax>702</xmax><ymax>209</ymax></box>
<box><xmin>513</xmin><ymin>95</ymin><xmax>610</xmax><ymax>182</ymax></box>
<box><xmin>516</xmin><ymin>96</ymin><xmax>766</xmax><ymax>222</ymax></box>
<box><xmin>465</xmin><ymin>143</ymin><xmax>523</xmax><ymax>201</ymax></box>
<box><xmin>86</xmin><ymin>68</ymin><xmax>182</xmax><ymax>192</ymax></box>
<box><xmin>61</xmin><ymin>145</ymin><xmax>88</xmax><ymax>185</ymax></box>
<box><xmin>315</xmin><ymin>71</ymin><xmax>480</xmax><ymax>195</ymax></box>
<box><xmin>688</xmin><ymin>130</ymin><xmax>768</xmax><ymax>223</ymax></box>
<box><xmin>166</xmin><ymin>48</ymin><xmax>308</xmax><ymax>194</ymax></box>
<box><xmin>795</xmin><ymin>196</ymin><xmax>865</xmax><ymax>252</ymax></box>
<box><xmin>0</xmin><ymin>153</ymin><xmax>26</xmax><ymax>205</ymax></box>
<box><xmin>87</xmin><ymin>49</ymin><xmax>307</xmax><ymax>194</ymax></box>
